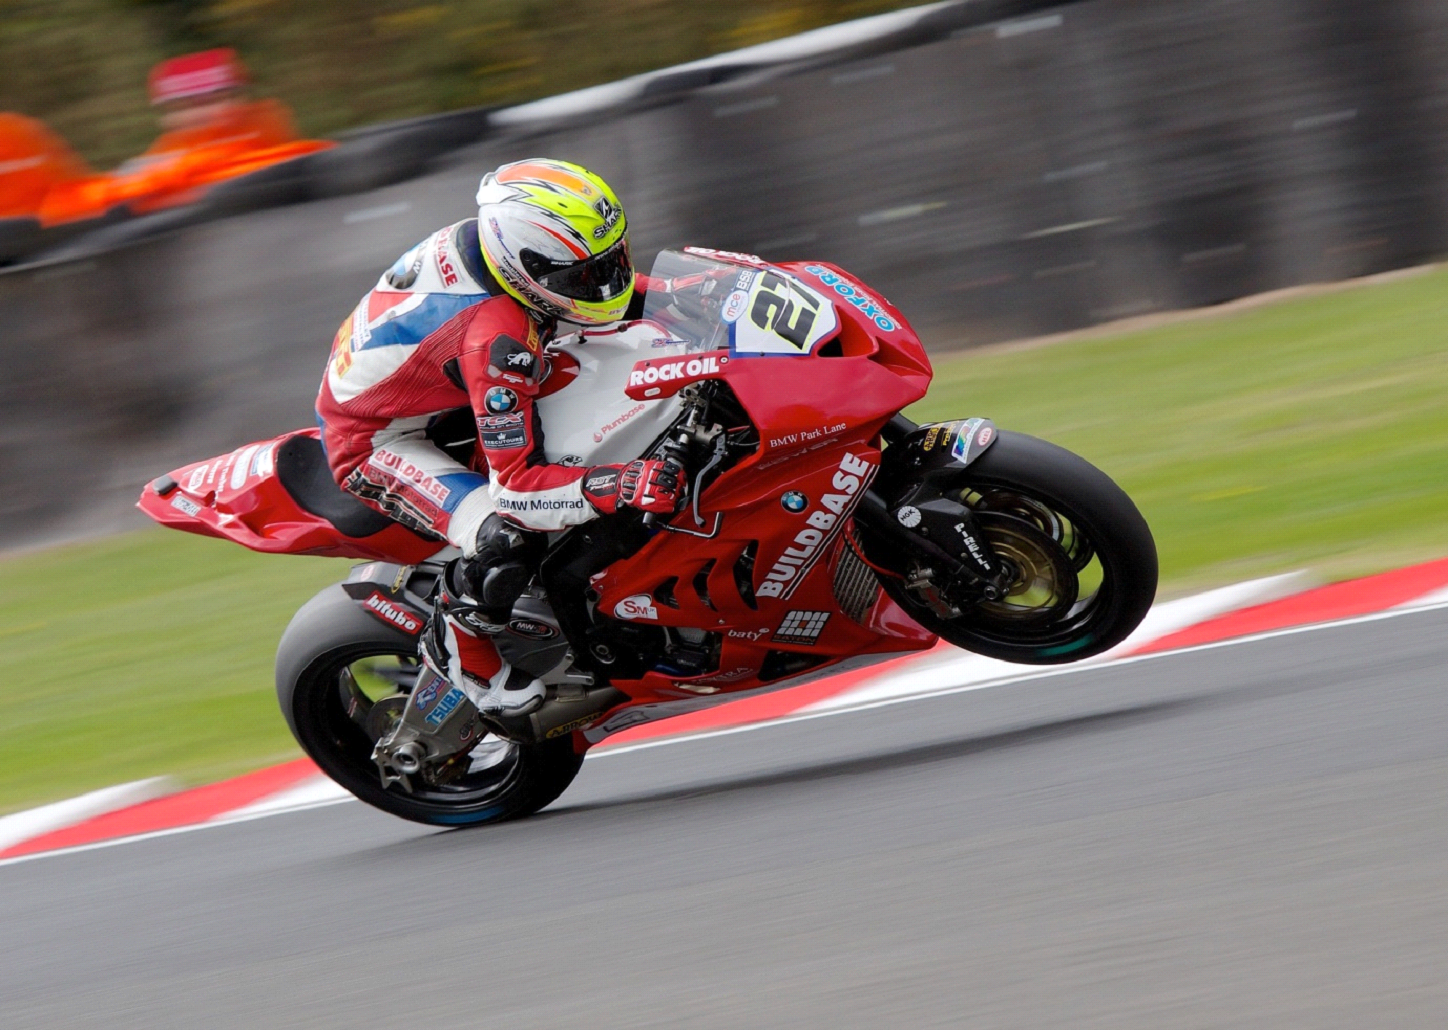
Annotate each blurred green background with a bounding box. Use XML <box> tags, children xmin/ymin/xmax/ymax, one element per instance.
<box><xmin>0</xmin><ymin>0</ymin><xmax>922</xmax><ymax>167</ymax></box>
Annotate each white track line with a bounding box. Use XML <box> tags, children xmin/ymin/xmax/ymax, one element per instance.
<box><xmin>218</xmin><ymin>776</ymin><xmax>351</xmax><ymax>820</ymax></box>
<box><xmin>593</xmin><ymin>597</ymin><xmax>1448</xmax><ymax>756</ymax></box>
<box><xmin>7</xmin><ymin>598</ymin><xmax>1447</xmax><ymax>870</ymax></box>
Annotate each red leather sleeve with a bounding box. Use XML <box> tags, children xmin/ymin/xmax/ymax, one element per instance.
<box><xmin>456</xmin><ymin>301</ymin><xmax>596</xmax><ymax>530</ymax></box>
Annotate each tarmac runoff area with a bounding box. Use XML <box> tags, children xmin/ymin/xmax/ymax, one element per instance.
<box><xmin>3</xmin><ymin>580</ymin><xmax>1448</xmax><ymax>1025</ymax></box>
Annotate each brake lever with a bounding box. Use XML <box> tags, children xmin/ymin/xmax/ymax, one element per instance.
<box><xmin>690</xmin><ymin>431</ymin><xmax>728</xmax><ymax>527</ymax></box>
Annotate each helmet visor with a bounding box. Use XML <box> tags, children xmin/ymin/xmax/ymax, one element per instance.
<box><xmin>520</xmin><ymin>240</ymin><xmax>633</xmax><ymax>303</ymax></box>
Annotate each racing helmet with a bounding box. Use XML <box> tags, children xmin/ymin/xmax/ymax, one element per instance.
<box><xmin>476</xmin><ymin>159</ymin><xmax>634</xmax><ymax>324</ymax></box>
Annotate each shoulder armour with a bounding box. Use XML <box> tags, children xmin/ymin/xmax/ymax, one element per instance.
<box><xmin>376</xmin><ymin>220</ymin><xmax>490</xmax><ymax>298</ymax></box>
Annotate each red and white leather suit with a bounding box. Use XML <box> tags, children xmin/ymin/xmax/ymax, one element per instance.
<box><xmin>316</xmin><ymin>217</ymin><xmax>646</xmax><ymax>690</ymax></box>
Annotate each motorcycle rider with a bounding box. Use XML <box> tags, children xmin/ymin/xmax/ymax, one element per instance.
<box><xmin>316</xmin><ymin>159</ymin><xmax>683</xmax><ymax>717</ymax></box>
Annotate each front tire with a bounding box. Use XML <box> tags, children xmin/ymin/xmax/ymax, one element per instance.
<box><xmin>868</xmin><ymin>431</ymin><xmax>1158</xmax><ymax>664</ymax></box>
<box><xmin>275</xmin><ymin>586</ymin><xmax>583</xmax><ymax>827</ymax></box>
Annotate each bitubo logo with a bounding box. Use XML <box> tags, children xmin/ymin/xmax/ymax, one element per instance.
<box><xmin>628</xmin><ymin>353</ymin><xmax>724</xmax><ymax>388</ymax></box>
<box><xmin>613</xmin><ymin>594</ymin><xmax>658</xmax><ymax>621</ymax></box>
<box><xmin>758</xmin><ymin>452</ymin><xmax>876</xmax><ymax>600</ymax></box>
<box><xmin>363</xmin><ymin>592</ymin><xmax>423</xmax><ymax>634</ymax></box>
<box><xmin>728</xmin><ymin>627</ymin><xmax>771</xmax><ymax>642</ymax></box>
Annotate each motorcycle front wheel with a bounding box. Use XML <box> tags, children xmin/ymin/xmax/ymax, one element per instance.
<box><xmin>275</xmin><ymin>586</ymin><xmax>583</xmax><ymax>827</ymax></box>
<box><xmin>866</xmin><ymin>430</ymin><xmax>1158</xmax><ymax>664</ymax></box>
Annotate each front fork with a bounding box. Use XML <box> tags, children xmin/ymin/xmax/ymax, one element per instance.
<box><xmin>862</xmin><ymin>414</ymin><xmax>1014</xmax><ymax>600</ymax></box>
<box><xmin>855</xmin><ymin>491</ymin><xmax>1012</xmax><ymax>600</ymax></box>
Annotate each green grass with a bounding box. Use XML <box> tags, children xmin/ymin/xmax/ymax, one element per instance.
<box><xmin>0</xmin><ymin>532</ymin><xmax>347</xmax><ymax>814</ymax></box>
<box><xmin>911</xmin><ymin>269</ymin><xmax>1448</xmax><ymax>595</ymax></box>
<box><xmin>3</xmin><ymin>267</ymin><xmax>1448</xmax><ymax>812</ymax></box>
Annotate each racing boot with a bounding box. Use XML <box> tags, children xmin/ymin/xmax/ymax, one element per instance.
<box><xmin>460</xmin><ymin>663</ymin><xmax>547</xmax><ymax>717</ymax></box>
<box><xmin>420</xmin><ymin>605</ymin><xmax>546</xmax><ymax>716</ymax></box>
<box><xmin>416</xmin><ymin>513</ymin><xmax>550</xmax><ymax>717</ymax></box>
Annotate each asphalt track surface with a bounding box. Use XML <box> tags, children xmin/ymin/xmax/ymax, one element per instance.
<box><xmin>5</xmin><ymin>608</ymin><xmax>1447</xmax><ymax>1028</ymax></box>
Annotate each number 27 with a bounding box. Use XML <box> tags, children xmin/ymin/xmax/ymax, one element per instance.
<box><xmin>750</xmin><ymin>273</ymin><xmax>820</xmax><ymax>348</ymax></box>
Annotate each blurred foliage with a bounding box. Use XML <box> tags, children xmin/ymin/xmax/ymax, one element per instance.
<box><xmin>0</xmin><ymin>0</ymin><xmax>921</xmax><ymax>167</ymax></box>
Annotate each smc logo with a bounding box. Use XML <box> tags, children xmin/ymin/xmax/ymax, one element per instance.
<box><xmin>613</xmin><ymin>594</ymin><xmax>659</xmax><ymax>621</ymax></box>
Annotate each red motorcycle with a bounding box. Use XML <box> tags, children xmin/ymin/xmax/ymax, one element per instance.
<box><xmin>139</xmin><ymin>247</ymin><xmax>1158</xmax><ymax>826</ymax></box>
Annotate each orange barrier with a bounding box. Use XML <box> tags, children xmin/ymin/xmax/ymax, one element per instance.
<box><xmin>37</xmin><ymin>100</ymin><xmax>333</xmax><ymax>226</ymax></box>
<box><xmin>0</xmin><ymin>113</ymin><xmax>92</xmax><ymax>220</ymax></box>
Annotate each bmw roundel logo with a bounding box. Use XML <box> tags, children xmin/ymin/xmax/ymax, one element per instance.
<box><xmin>781</xmin><ymin>491</ymin><xmax>808</xmax><ymax>513</ymax></box>
<box><xmin>484</xmin><ymin>387</ymin><xmax>518</xmax><ymax>413</ymax></box>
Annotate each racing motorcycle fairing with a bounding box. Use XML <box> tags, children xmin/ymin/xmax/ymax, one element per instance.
<box><xmin>138</xmin><ymin>248</ymin><xmax>945</xmax><ymax>746</ymax></box>
<box><xmin>585</xmin><ymin>443</ymin><xmax>936</xmax><ymax>704</ymax></box>
<box><xmin>137</xmin><ymin>427</ymin><xmax>447</xmax><ymax>563</ymax></box>
<box><xmin>528</xmin><ymin>249</ymin><xmax>941</xmax><ymax>722</ymax></box>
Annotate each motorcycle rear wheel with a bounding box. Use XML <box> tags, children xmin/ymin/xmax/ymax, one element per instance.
<box><xmin>869</xmin><ymin>431</ymin><xmax>1158</xmax><ymax>664</ymax></box>
<box><xmin>276</xmin><ymin>586</ymin><xmax>583</xmax><ymax>827</ymax></box>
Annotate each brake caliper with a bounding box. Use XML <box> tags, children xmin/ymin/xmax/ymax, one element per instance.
<box><xmin>892</xmin><ymin>497</ymin><xmax>1002</xmax><ymax>585</ymax></box>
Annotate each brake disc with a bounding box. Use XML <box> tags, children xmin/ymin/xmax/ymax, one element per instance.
<box><xmin>969</xmin><ymin>512</ymin><xmax>1078</xmax><ymax>625</ymax></box>
<box><xmin>968</xmin><ymin>488</ymin><xmax>1094</xmax><ymax>572</ymax></box>
<box><xmin>364</xmin><ymin>693</ymin><xmax>409</xmax><ymax>740</ymax></box>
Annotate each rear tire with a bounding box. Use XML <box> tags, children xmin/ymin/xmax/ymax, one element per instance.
<box><xmin>869</xmin><ymin>431</ymin><xmax>1157</xmax><ymax>664</ymax></box>
<box><xmin>275</xmin><ymin>585</ymin><xmax>583</xmax><ymax>827</ymax></box>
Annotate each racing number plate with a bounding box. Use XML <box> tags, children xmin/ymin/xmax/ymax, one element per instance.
<box><xmin>723</xmin><ymin>269</ymin><xmax>838</xmax><ymax>357</ymax></box>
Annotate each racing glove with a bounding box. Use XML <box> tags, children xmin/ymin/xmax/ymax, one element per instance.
<box><xmin>583</xmin><ymin>460</ymin><xmax>683</xmax><ymax>515</ymax></box>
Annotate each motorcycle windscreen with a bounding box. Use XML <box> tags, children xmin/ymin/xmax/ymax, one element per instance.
<box><xmin>640</xmin><ymin>248</ymin><xmax>838</xmax><ymax>359</ymax></box>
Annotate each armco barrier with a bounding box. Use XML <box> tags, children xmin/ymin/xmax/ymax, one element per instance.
<box><xmin>3</xmin><ymin>0</ymin><xmax>1448</xmax><ymax>548</ymax></box>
